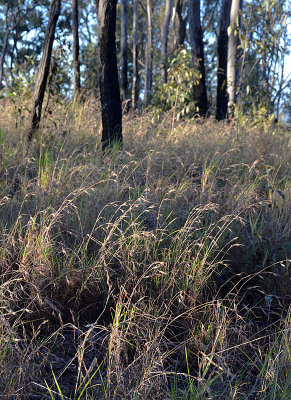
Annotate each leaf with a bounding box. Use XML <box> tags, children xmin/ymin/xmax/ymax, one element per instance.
<box><xmin>77</xmin><ymin>360</ymin><xmax>103</xmax><ymax>400</ymax></box>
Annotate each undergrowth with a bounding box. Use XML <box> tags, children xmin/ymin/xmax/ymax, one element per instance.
<box><xmin>0</xmin><ymin>97</ymin><xmax>290</xmax><ymax>399</ymax></box>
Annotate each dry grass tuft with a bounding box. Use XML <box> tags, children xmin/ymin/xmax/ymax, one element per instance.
<box><xmin>0</xmin><ymin>98</ymin><xmax>290</xmax><ymax>399</ymax></box>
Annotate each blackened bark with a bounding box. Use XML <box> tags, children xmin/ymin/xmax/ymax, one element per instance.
<box><xmin>145</xmin><ymin>0</ymin><xmax>152</xmax><ymax>104</ymax></box>
<box><xmin>216</xmin><ymin>0</ymin><xmax>231</xmax><ymax>120</ymax></box>
<box><xmin>28</xmin><ymin>0</ymin><xmax>61</xmax><ymax>141</ymax></box>
<box><xmin>161</xmin><ymin>0</ymin><xmax>172</xmax><ymax>83</ymax></box>
<box><xmin>98</xmin><ymin>0</ymin><xmax>122</xmax><ymax>150</ymax></box>
<box><xmin>72</xmin><ymin>0</ymin><xmax>81</xmax><ymax>98</ymax></box>
<box><xmin>132</xmin><ymin>0</ymin><xmax>139</xmax><ymax>109</ymax></box>
<box><xmin>188</xmin><ymin>0</ymin><xmax>208</xmax><ymax>117</ymax></box>
<box><xmin>120</xmin><ymin>0</ymin><xmax>128</xmax><ymax>99</ymax></box>
<box><xmin>174</xmin><ymin>0</ymin><xmax>186</xmax><ymax>49</ymax></box>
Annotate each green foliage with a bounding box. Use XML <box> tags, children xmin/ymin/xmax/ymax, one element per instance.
<box><xmin>234</xmin><ymin>103</ymin><xmax>282</xmax><ymax>134</ymax></box>
<box><xmin>81</xmin><ymin>42</ymin><xmax>100</xmax><ymax>96</ymax></box>
<box><xmin>9</xmin><ymin>55</ymin><xmax>35</xmax><ymax>98</ymax></box>
<box><xmin>237</xmin><ymin>0</ymin><xmax>289</xmax><ymax>114</ymax></box>
<box><xmin>47</xmin><ymin>31</ymin><xmax>72</xmax><ymax>98</ymax></box>
<box><xmin>153</xmin><ymin>49</ymin><xmax>200</xmax><ymax>120</ymax></box>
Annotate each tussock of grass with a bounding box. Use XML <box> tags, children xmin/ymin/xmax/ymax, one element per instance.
<box><xmin>0</xmin><ymin>98</ymin><xmax>290</xmax><ymax>399</ymax></box>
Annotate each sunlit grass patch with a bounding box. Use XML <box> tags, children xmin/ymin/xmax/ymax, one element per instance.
<box><xmin>0</xmin><ymin>98</ymin><xmax>290</xmax><ymax>398</ymax></box>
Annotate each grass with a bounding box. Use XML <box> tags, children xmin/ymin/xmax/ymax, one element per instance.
<box><xmin>0</xmin><ymin>96</ymin><xmax>290</xmax><ymax>399</ymax></box>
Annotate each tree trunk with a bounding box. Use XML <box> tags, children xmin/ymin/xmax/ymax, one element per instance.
<box><xmin>188</xmin><ymin>0</ymin><xmax>208</xmax><ymax>117</ymax></box>
<box><xmin>161</xmin><ymin>0</ymin><xmax>172</xmax><ymax>83</ymax></box>
<box><xmin>120</xmin><ymin>0</ymin><xmax>128</xmax><ymax>99</ymax></box>
<box><xmin>0</xmin><ymin>2</ymin><xmax>10</xmax><ymax>90</ymax></box>
<box><xmin>98</xmin><ymin>0</ymin><xmax>122</xmax><ymax>150</ymax></box>
<box><xmin>235</xmin><ymin>0</ymin><xmax>243</xmax><ymax>102</ymax></box>
<box><xmin>27</xmin><ymin>0</ymin><xmax>61</xmax><ymax>141</ymax></box>
<box><xmin>10</xmin><ymin>31</ymin><xmax>18</xmax><ymax>70</ymax></box>
<box><xmin>72</xmin><ymin>0</ymin><xmax>81</xmax><ymax>99</ymax></box>
<box><xmin>132</xmin><ymin>0</ymin><xmax>139</xmax><ymax>109</ymax></box>
<box><xmin>173</xmin><ymin>0</ymin><xmax>186</xmax><ymax>50</ymax></box>
<box><xmin>227</xmin><ymin>0</ymin><xmax>240</xmax><ymax>118</ymax></box>
<box><xmin>95</xmin><ymin>0</ymin><xmax>100</xmax><ymax>13</ymax></box>
<box><xmin>0</xmin><ymin>31</ymin><xmax>9</xmax><ymax>90</ymax></box>
<box><xmin>145</xmin><ymin>0</ymin><xmax>152</xmax><ymax>105</ymax></box>
<box><xmin>216</xmin><ymin>0</ymin><xmax>231</xmax><ymax>120</ymax></box>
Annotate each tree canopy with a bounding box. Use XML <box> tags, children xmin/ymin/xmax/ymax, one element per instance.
<box><xmin>0</xmin><ymin>0</ymin><xmax>290</xmax><ymax>122</ymax></box>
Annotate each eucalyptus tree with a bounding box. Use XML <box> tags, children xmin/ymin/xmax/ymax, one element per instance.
<box><xmin>145</xmin><ymin>0</ymin><xmax>152</xmax><ymax>104</ymax></box>
<box><xmin>72</xmin><ymin>0</ymin><xmax>81</xmax><ymax>98</ymax></box>
<box><xmin>216</xmin><ymin>0</ymin><xmax>231</xmax><ymax>120</ymax></box>
<box><xmin>173</xmin><ymin>0</ymin><xmax>186</xmax><ymax>50</ymax></box>
<box><xmin>132</xmin><ymin>0</ymin><xmax>139</xmax><ymax>109</ymax></box>
<box><xmin>98</xmin><ymin>0</ymin><xmax>122</xmax><ymax>150</ymax></box>
<box><xmin>188</xmin><ymin>0</ymin><xmax>208</xmax><ymax>116</ymax></box>
<box><xmin>227</xmin><ymin>0</ymin><xmax>240</xmax><ymax>118</ymax></box>
<box><xmin>28</xmin><ymin>0</ymin><xmax>61</xmax><ymax>141</ymax></box>
<box><xmin>161</xmin><ymin>0</ymin><xmax>172</xmax><ymax>83</ymax></box>
<box><xmin>120</xmin><ymin>0</ymin><xmax>128</xmax><ymax>99</ymax></box>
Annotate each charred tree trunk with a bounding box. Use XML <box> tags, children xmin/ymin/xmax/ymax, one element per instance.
<box><xmin>132</xmin><ymin>0</ymin><xmax>139</xmax><ymax>109</ymax></box>
<box><xmin>145</xmin><ymin>0</ymin><xmax>152</xmax><ymax>105</ymax></box>
<box><xmin>98</xmin><ymin>0</ymin><xmax>122</xmax><ymax>150</ymax></box>
<box><xmin>227</xmin><ymin>0</ymin><xmax>240</xmax><ymax>118</ymax></box>
<box><xmin>28</xmin><ymin>0</ymin><xmax>61</xmax><ymax>141</ymax></box>
<box><xmin>216</xmin><ymin>0</ymin><xmax>231</xmax><ymax>120</ymax></box>
<box><xmin>120</xmin><ymin>0</ymin><xmax>128</xmax><ymax>99</ymax></box>
<box><xmin>72</xmin><ymin>0</ymin><xmax>81</xmax><ymax>99</ymax></box>
<box><xmin>161</xmin><ymin>0</ymin><xmax>172</xmax><ymax>83</ymax></box>
<box><xmin>173</xmin><ymin>0</ymin><xmax>186</xmax><ymax>50</ymax></box>
<box><xmin>188</xmin><ymin>0</ymin><xmax>208</xmax><ymax>117</ymax></box>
